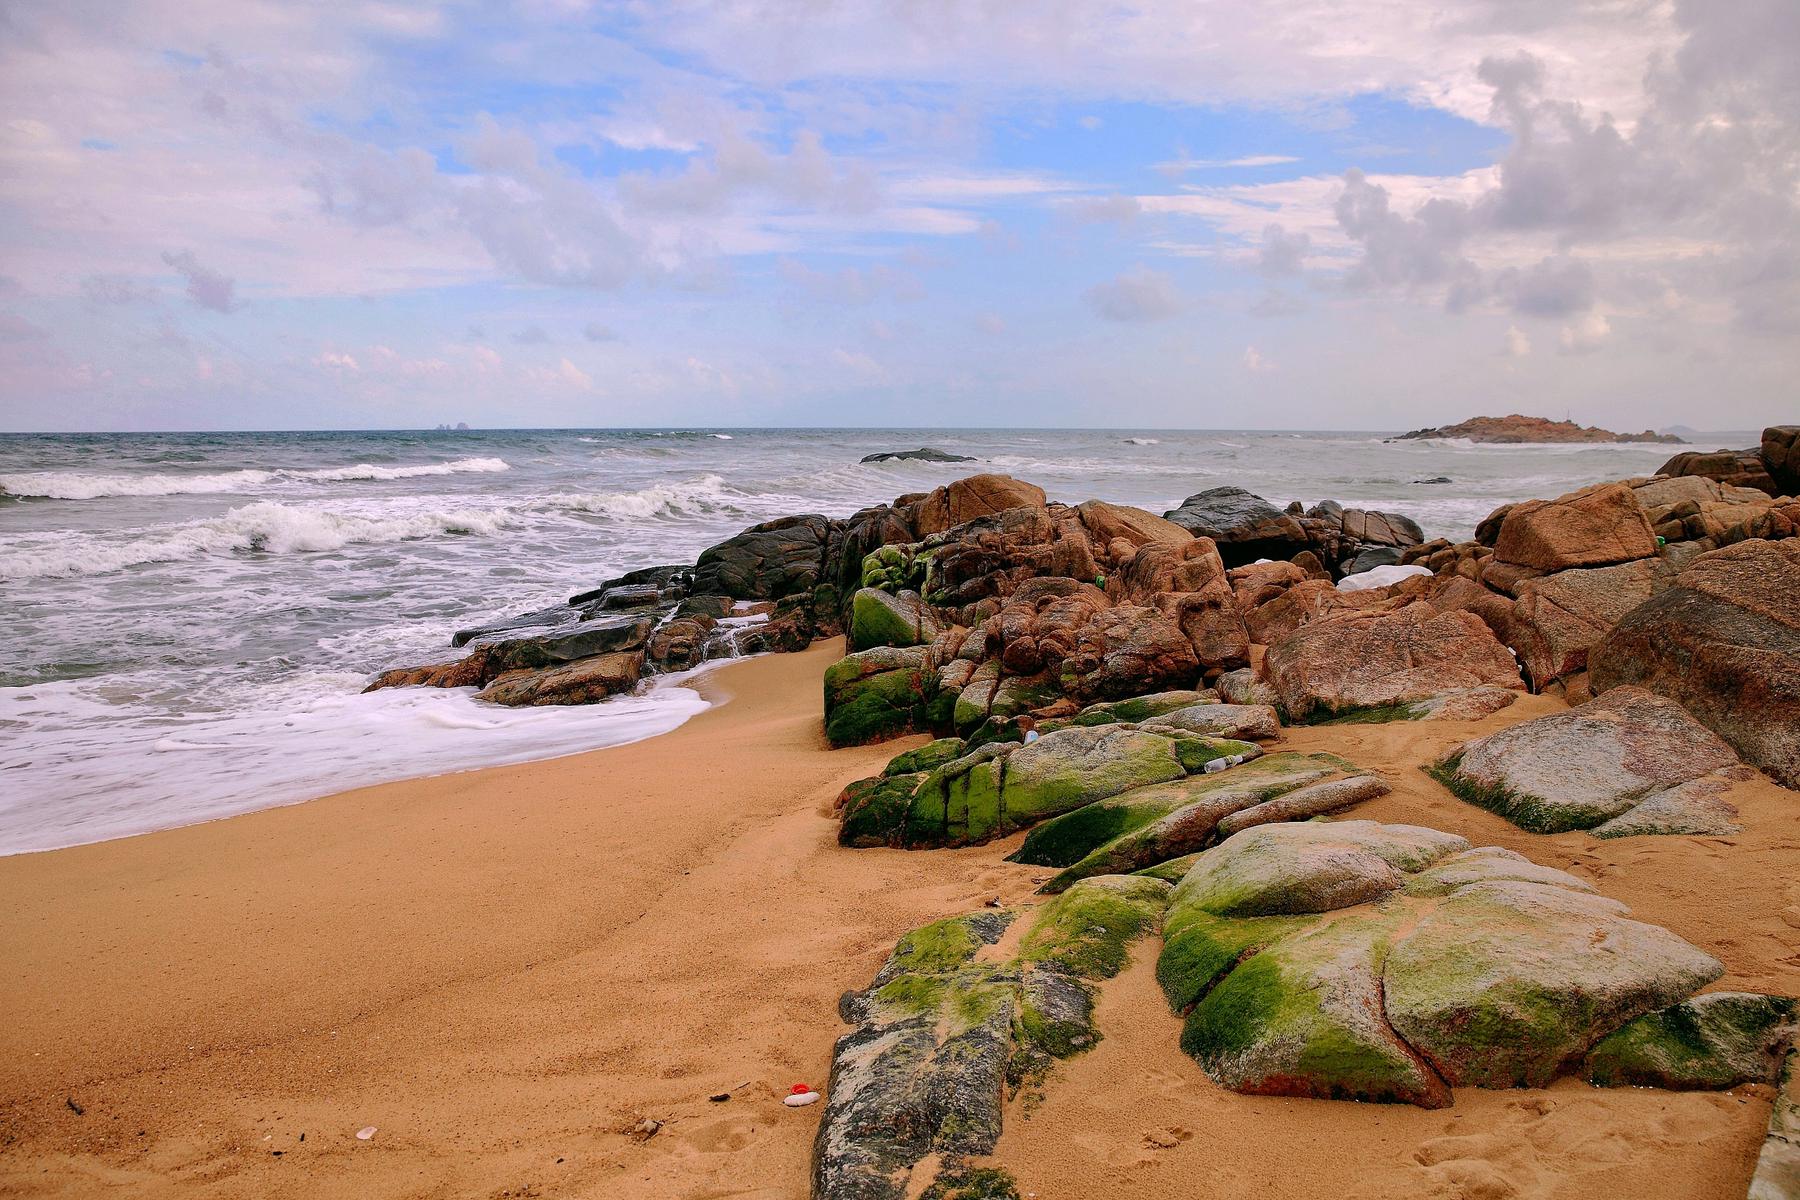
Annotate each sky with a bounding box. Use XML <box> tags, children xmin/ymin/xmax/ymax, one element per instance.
<box><xmin>0</xmin><ymin>0</ymin><xmax>1796</xmax><ymax>432</ymax></box>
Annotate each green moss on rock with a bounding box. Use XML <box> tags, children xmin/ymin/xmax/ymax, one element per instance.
<box><xmin>1019</xmin><ymin>875</ymin><xmax>1172</xmax><ymax>981</ymax></box>
<box><xmin>1585</xmin><ymin>992</ymin><xmax>1797</xmax><ymax>1090</ymax></box>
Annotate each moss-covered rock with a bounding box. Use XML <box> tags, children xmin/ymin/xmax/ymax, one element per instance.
<box><xmin>884</xmin><ymin>737</ymin><xmax>969</xmax><ymax>776</ymax></box>
<box><xmin>1019</xmin><ymin>875</ymin><xmax>1172</xmax><ymax>981</ymax></box>
<box><xmin>824</xmin><ymin>645</ymin><xmax>934</xmax><ymax>747</ymax></box>
<box><xmin>1181</xmin><ymin>913</ymin><xmax>1452</xmax><ymax>1108</ymax></box>
<box><xmin>1384</xmin><ymin>879</ymin><xmax>1723</xmax><ymax>1088</ymax></box>
<box><xmin>849</xmin><ymin>586</ymin><xmax>942</xmax><ymax>651</ymax></box>
<box><xmin>1143</xmin><ymin>702</ymin><xmax>1282</xmax><ymax>740</ymax></box>
<box><xmin>1584</xmin><ymin>992</ymin><xmax>1797</xmax><ymax>1090</ymax></box>
<box><xmin>836</xmin><ymin>772</ymin><xmax>924</xmax><ymax>847</ymax></box>
<box><xmin>1172</xmin><ymin>821</ymin><xmax>1466</xmax><ymax>919</ymax></box>
<box><xmin>919</xmin><ymin>1163</ymin><xmax>1021</xmax><ymax>1200</ymax></box>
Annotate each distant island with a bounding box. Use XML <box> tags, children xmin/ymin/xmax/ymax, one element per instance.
<box><xmin>1388</xmin><ymin>414</ymin><xmax>1684</xmax><ymax>445</ymax></box>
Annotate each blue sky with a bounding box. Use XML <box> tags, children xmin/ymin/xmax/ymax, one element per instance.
<box><xmin>1</xmin><ymin>1</ymin><xmax>1796</xmax><ymax>431</ymax></box>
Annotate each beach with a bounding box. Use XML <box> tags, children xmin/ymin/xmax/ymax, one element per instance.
<box><xmin>3</xmin><ymin>637</ymin><xmax>1792</xmax><ymax>1199</ymax></box>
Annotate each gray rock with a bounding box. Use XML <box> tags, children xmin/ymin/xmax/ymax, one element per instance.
<box><xmin>1430</xmin><ymin>686</ymin><xmax>1740</xmax><ymax>833</ymax></box>
<box><xmin>1143</xmin><ymin>703</ymin><xmax>1282</xmax><ymax>741</ymax></box>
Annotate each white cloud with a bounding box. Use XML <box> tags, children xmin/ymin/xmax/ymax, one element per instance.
<box><xmin>1503</xmin><ymin>325</ymin><xmax>1531</xmax><ymax>356</ymax></box>
<box><xmin>1243</xmin><ymin>344</ymin><xmax>1274</xmax><ymax>372</ymax></box>
<box><xmin>1559</xmin><ymin>310</ymin><xmax>1611</xmax><ymax>354</ymax></box>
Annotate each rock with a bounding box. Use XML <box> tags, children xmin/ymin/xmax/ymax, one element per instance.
<box><xmin>1115</xmin><ymin>537</ymin><xmax>1250</xmax><ymax>670</ymax></box>
<box><xmin>1751</xmin><ymin>1044</ymin><xmax>1800</xmax><ymax>1200</ymax></box>
<box><xmin>1584</xmin><ymin>992</ymin><xmax>1797</xmax><ymax>1090</ymax></box>
<box><xmin>860</xmin><ymin>447</ymin><xmax>976</xmax><ymax>463</ymax></box>
<box><xmin>1490</xmin><ymin>483</ymin><xmax>1659</xmax><ymax>572</ymax></box>
<box><xmin>1657</xmin><ymin>447</ymin><xmax>1780</xmax><ymax>495</ymax></box>
<box><xmin>365</xmin><ymin>652</ymin><xmax>491</xmax><ymax>692</ymax></box>
<box><xmin>1160</xmin><ymin>820</ymin><xmax>1733</xmax><ymax>1107</ymax></box>
<box><xmin>1508</xmin><ymin>558</ymin><xmax>1672</xmax><ymax>687</ymax></box>
<box><xmin>646</xmin><ymin>614</ymin><xmax>717</xmax><ymax>670</ymax></box>
<box><xmin>450</xmin><ymin>602</ymin><xmax>579</xmax><ymax>648</ymax></box>
<box><xmin>849</xmin><ymin>588</ymin><xmax>943</xmax><ymax>651</ymax></box>
<box><xmin>476</xmin><ymin>650</ymin><xmax>642</xmax><ymax>706</ymax></box>
<box><xmin>1072</xmin><ymin>500</ymin><xmax>1194</xmax><ymax>554</ymax></box>
<box><xmin>1163</xmin><ymin>487</ymin><xmax>1308</xmax><ymax>567</ymax></box>
<box><xmin>1589</xmin><ymin>773</ymin><xmax>1742</xmax><ymax>838</ymax></box>
<box><xmin>1390</xmin><ymin>414</ymin><xmax>1683</xmax><ymax>444</ymax></box>
<box><xmin>1058</xmin><ymin>604</ymin><xmax>1201</xmax><ymax>703</ymax></box>
<box><xmin>1212</xmin><ymin>775</ymin><xmax>1392</xmax><ymax>839</ymax></box>
<box><xmin>483</xmin><ymin>616</ymin><xmax>655</xmax><ymax>673</ymax></box>
<box><xmin>913</xmin><ymin>474</ymin><xmax>1047</xmax><ymax>537</ymax></box>
<box><xmin>1266</xmin><ymin>604</ymin><xmax>1524</xmax><ymax>722</ymax></box>
<box><xmin>824</xmin><ymin>646</ymin><xmax>933</xmax><ymax>748</ymax></box>
<box><xmin>1050</xmin><ymin>690</ymin><xmax>1216</xmax><ymax>727</ymax></box>
<box><xmin>1384</xmin><ymin>878</ymin><xmax>1723</xmax><ymax>1089</ymax></box>
<box><xmin>816</xmin><ymin>890</ymin><xmax>1166</xmax><ymax>1200</ymax></box>
<box><xmin>1765</xmin><ymin>425</ymin><xmax>1800</xmax><ymax>495</ymax></box>
<box><xmin>693</xmin><ymin>514</ymin><xmax>835</xmax><ymax>602</ymax></box>
<box><xmin>1591</xmin><ymin>538</ymin><xmax>1800</xmax><ymax>788</ymax></box>
<box><xmin>569</xmin><ymin>563</ymin><xmax>692</xmax><ymax>607</ymax></box>
<box><xmin>1345</xmin><ymin>545</ymin><xmax>1406</xmax><ymax>573</ymax></box>
<box><xmin>1022</xmin><ymin>754</ymin><xmax>1363</xmax><ymax>891</ymax></box>
<box><xmin>1215</xmin><ymin>668</ymin><xmax>1280</xmax><ymax>708</ymax></box>
<box><xmin>814</xmin><ymin>911</ymin><xmax>1019</xmax><ymax>1200</ymax></box>
<box><xmin>1429</xmin><ymin>686</ymin><xmax>1740</xmax><ymax>833</ymax></box>
<box><xmin>1142</xmin><ymin>703</ymin><xmax>1281</xmax><ymax>741</ymax></box>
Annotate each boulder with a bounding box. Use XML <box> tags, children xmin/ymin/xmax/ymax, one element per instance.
<box><xmin>1265</xmin><ymin>604</ymin><xmax>1524</xmax><ymax>722</ymax></box>
<box><xmin>1592</xmin><ymin>538</ymin><xmax>1800</xmax><ymax>788</ymax></box>
<box><xmin>1584</xmin><ymin>992</ymin><xmax>1797</xmax><ymax>1090</ymax></box>
<box><xmin>476</xmin><ymin>650</ymin><xmax>642</xmax><ymax>706</ymax></box>
<box><xmin>1429</xmin><ymin>686</ymin><xmax>1741</xmax><ymax>833</ymax></box>
<box><xmin>482</xmin><ymin>615</ymin><xmax>654</xmax><ymax>673</ymax></box>
<box><xmin>1116</xmin><ymin>538</ymin><xmax>1250</xmax><ymax>670</ymax></box>
<box><xmin>849</xmin><ymin>588</ymin><xmax>943</xmax><ymax>651</ymax></box>
<box><xmin>692</xmin><ymin>513</ymin><xmax>835</xmax><ymax>602</ymax></box>
<box><xmin>913</xmin><ymin>474</ymin><xmax>1047</xmax><ymax>537</ymax></box>
<box><xmin>1073</xmin><ymin>500</ymin><xmax>1194</xmax><ymax>556</ymax></box>
<box><xmin>1508</xmin><ymin>558</ymin><xmax>1672</xmax><ymax>687</ymax></box>
<box><xmin>1765</xmin><ymin>425</ymin><xmax>1800</xmax><ymax>495</ymax></box>
<box><xmin>1160</xmin><ymin>820</ymin><xmax>1733</xmax><ymax>1107</ymax></box>
<box><xmin>1058</xmin><ymin>604</ymin><xmax>1201</xmax><ymax>703</ymax></box>
<box><xmin>1656</xmin><ymin>447</ymin><xmax>1779</xmax><ymax>495</ymax></box>
<box><xmin>824</xmin><ymin>646</ymin><xmax>934</xmax><ymax>747</ymax></box>
<box><xmin>1751</xmin><ymin>1043</ymin><xmax>1800</xmax><ymax>1199</ymax></box>
<box><xmin>1142</xmin><ymin>703</ymin><xmax>1281</xmax><ymax>741</ymax></box>
<box><xmin>1163</xmin><ymin>487</ymin><xmax>1308</xmax><ymax>566</ymax></box>
<box><xmin>1490</xmin><ymin>483</ymin><xmax>1658</xmax><ymax>572</ymax></box>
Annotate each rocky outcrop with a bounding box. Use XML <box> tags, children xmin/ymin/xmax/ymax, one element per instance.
<box><xmin>814</xmin><ymin>881</ymin><xmax>1165</xmax><ymax>1200</ymax></box>
<box><xmin>693</xmin><ymin>514</ymin><xmax>836</xmax><ymax>602</ymax></box>
<box><xmin>1656</xmin><ymin>425</ymin><xmax>1800</xmax><ymax>498</ymax></box>
<box><xmin>1159</xmin><ymin>820</ymin><xmax>1744</xmax><ymax>1107</ymax></box>
<box><xmin>476</xmin><ymin>650</ymin><xmax>642</xmax><ymax>706</ymax></box>
<box><xmin>849</xmin><ymin>588</ymin><xmax>943</xmax><ymax>651</ymax></box>
<box><xmin>1390</xmin><ymin>414</ymin><xmax>1682</xmax><ymax>444</ymax></box>
<box><xmin>1591</xmin><ymin>538</ymin><xmax>1800</xmax><ymax>788</ymax></box>
<box><xmin>1265</xmin><ymin>603</ymin><xmax>1524</xmax><ymax>722</ymax></box>
<box><xmin>1429</xmin><ymin>687</ymin><xmax>1744</xmax><ymax>833</ymax></box>
<box><xmin>860</xmin><ymin>447</ymin><xmax>976</xmax><ymax>463</ymax></box>
<box><xmin>1508</xmin><ymin>558</ymin><xmax>1672</xmax><ymax>687</ymax></box>
<box><xmin>824</xmin><ymin>646</ymin><xmax>935</xmax><ymax>748</ymax></box>
<box><xmin>913</xmin><ymin>474</ymin><xmax>1047</xmax><ymax>537</ymax></box>
<box><xmin>1162</xmin><ymin>487</ymin><xmax>1423</xmax><ymax>575</ymax></box>
<box><xmin>1766</xmin><ymin>425</ymin><xmax>1800</xmax><ymax>496</ymax></box>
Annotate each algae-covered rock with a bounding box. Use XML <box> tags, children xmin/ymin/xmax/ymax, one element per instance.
<box><xmin>1181</xmin><ymin>912</ymin><xmax>1451</xmax><ymax>1108</ymax></box>
<box><xmin>1584</xmin><ymin>992</ymin><xmax>1797</xmax><ymax>1090</ymax></box>
<box><xmin>837</xmin><ymin>772</ymin><xmax>924</xmax><ymax>848</ymax></box>
<box><xmin>884</xmin><ymin>737</ymin><xmax>969</xmax><ymax>776</ymax></box>
<box><xmin>1383</xmin><ymin>879</ymin><xmax>1723</xmax><ymax>1088</ymax></box>
<box><xmin>1171</xmin><ymin>820</ymin><xmax>1466</xmax><ymax>919</ymax></box>
<box><xmin>1212</xmin><ymin>774</ymin><xmax>1391</xmax><ymax>839</ymax></box>
<box><xmin>1154</xmin><ymin>820</ymin><xmax>1742</xmax><ymax>1107</ymax></box>
<box><xmin>987</xmin><ymin>726</ymin><xmax>1188</xmax><ymax>828</ymax></box>
<box><xmin>1025</xmin><ymin>754</ymin><xmax>1357</xmax><ymax>891</ymax></box>
<box><xmin>1589</xmin><ymin>773</ymin><xmax>1743</xmax><ymax>838</ymax></box>
<box><xmin>849</xmin><ymin>587</ymin><xmax>943</xmax><ymax>651</ymax></box>
<box><xmin>1019</xmin><ymin>875</ymin><xmax>1171</xmax><ymax>980</ymax></box>
<box><xmin>1057</xmin><ymin>690</ymin><xmax>1216</xmax><ymax>726</ymax></box>
<box><xmin>1429</xmin><ymin>686</ymin><xmax>1741</xmax><ymax>833</ymax></box>
<box><xmin>1751</xmin><ymin>1043</ymin><xmax>1800</xmax><ymax>1200</ymax></box>
<box><xmin>824</xmin><ymin>646</ymin><xmax>933</xmax><ymax>747</ymax></box>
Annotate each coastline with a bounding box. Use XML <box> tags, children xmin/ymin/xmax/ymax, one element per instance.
<box><xmin>3</xmin><ymin>639</ymin><xmax>1793</xmax><ymax>1198</ymax></box>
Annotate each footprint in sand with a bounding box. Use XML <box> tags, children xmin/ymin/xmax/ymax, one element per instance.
<box><xmin>1140</xmin><ymin>1126</ymin><xmax>1191</xmax><ymax>1150</ymax></box>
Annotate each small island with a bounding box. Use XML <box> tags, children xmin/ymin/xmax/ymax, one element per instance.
<box><xmin>1389</xmin><ymin>414</ymin><xmax>1683</xmax><ymax>445</ymax></box>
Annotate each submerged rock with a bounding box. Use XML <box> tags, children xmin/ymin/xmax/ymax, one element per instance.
<box><xmin>860</xmin><ymin>447</ymin><xmax>977</xmax><ymax>463</ymax></box>
<box><xmin>1430</xmin><ymin>686</ymin><xmax>1742</xmax><ymax>833</ymax></box>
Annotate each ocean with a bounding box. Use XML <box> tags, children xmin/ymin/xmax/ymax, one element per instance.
<box><xmin>0</xmin><ymin>427</ymin><xmax>1736</xmax><ymax>855</ymax></box>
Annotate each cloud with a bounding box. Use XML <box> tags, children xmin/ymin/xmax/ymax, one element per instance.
<box><xmin>159</xmin><ymin>250</ymin><xmax>237</xmax><ymax>313</ymax></box>
<box><xmin>1258</xmin><ymin>223</ymin><xmax>1312</xmax><ymax>276</ymax></box>
<box><xmin>1085</xmin><ymin>266</ymin><xmax>1183</xmax><ymax>321</ymax></box>
<box><xmin>0</xmin><ymin>313</ymin><xmax>49</xmax><ymax>342</ymax></box>
<box><xmin>81</xmin><ymin>275</ymin><xmax>158</xmax><ymax>305</ymax></box>
<box><xmin>1069</xmin><ymin>194</ymin><xmax>1142</xmax><ymax>224</ymax></box>
<box><xmin>513</xmin><ymin>326</ymin><xmax>552</xmax><ymax>345</ymax></box>
<box><xmin>1504</xmin><ymin>255</ymin><xmax>1596</xmax><ymax>317</ymax></box>
<box><xmin>1503</xmin><ymin>325</ymin><xmax>1531</xmax><ymax>356</ymax></box>
<box><xmin>779</xmin><ymin>258</ymin><xmax>924</xmax><ymax>304</ymax></box>
<box><xmin>583</xmin><ymin>322</ymin><xmax>619</xmax><ymax>342</ymax></box>
<box><xmin>1243</xmin><ymin>344</ymin><xmax>1274</xmax><ymax>372</ymax></box>
<box><xmin>1559</xmin><ymin>310</ymin><xmax>1610</xmax><ymax>354</ymax></box>
<box><xmin>973</xmin><ymin>312</ymin><xmax>1007</xmax><ymax>336</ymax></box>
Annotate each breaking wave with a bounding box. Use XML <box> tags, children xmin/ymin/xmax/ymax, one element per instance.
<box><xmin>0</xmin><ymin>457</ymin><xmax>511</xmax><ymax>500</ymax></box>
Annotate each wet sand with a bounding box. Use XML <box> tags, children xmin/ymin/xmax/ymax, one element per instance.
<box><xmin>1</xmin><ymin>642</ymin><xmax>1793</xmax><ymax>1198</ymax></box>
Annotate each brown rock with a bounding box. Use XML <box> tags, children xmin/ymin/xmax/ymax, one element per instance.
<box><xmin>1764</xmin><ymin>425</ymin><xmax>1800</xmax><ymax>495</ymax></box>
<box><xmin>1266</xmin><ymin>603</ymin><xmax>1525</xmax><ymax>721</ymax></box>
<box><xmin>1059</xmin><ymin>604</ymin><xmax>1201</xmax><ymax>703</ymax></box>
<box><xmin>1592</xmin><ymin>538</ymin><xmax>1800</xmax><ymax>788</ymax></box>
<box><xmin>476</xmin><ymin>651</ymin><xmax>643</xmax><ymax>706</ymax></box>
<box><xmin>912</xmin><ymin>473</ymin><xmax>1047</xmax><ymax>536</ymax></box>
<box><xmin>1656</xmin><ymin>447</ymin><xmax>1779</xmax><ymax>495</ymax></box>
<box><xmin>1509</xmin><ymin>559</ymin><xmax>1674</xmax><ymax>688</ymax></box>
<box><xmin>1491</xmin><ymin>483</ymin><xmax>1658</xmax><ymax>572</ymax></box>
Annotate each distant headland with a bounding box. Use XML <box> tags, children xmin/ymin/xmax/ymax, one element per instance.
<box><xmin>1388</xmin><ymin>414</ymin><xmax>1684</xmax><ymax>445</ymax></box>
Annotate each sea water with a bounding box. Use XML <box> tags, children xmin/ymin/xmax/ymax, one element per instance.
<box><xmin>0</xmin><ymin>427</ymin><xmax>1737</xmax><ymax>854</ymax></box>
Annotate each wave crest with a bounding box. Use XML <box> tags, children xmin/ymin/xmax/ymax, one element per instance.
<box><xmin>0</xmin><ymin>457</ymin><xmax>510</xmax><ymax>500</ymax></box>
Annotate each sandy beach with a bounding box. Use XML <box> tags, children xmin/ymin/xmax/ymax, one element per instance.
<box><xmin>3</xmin><ymin>638</ymin><xmax>1795</xmax><ymax>1199</ymax></box>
